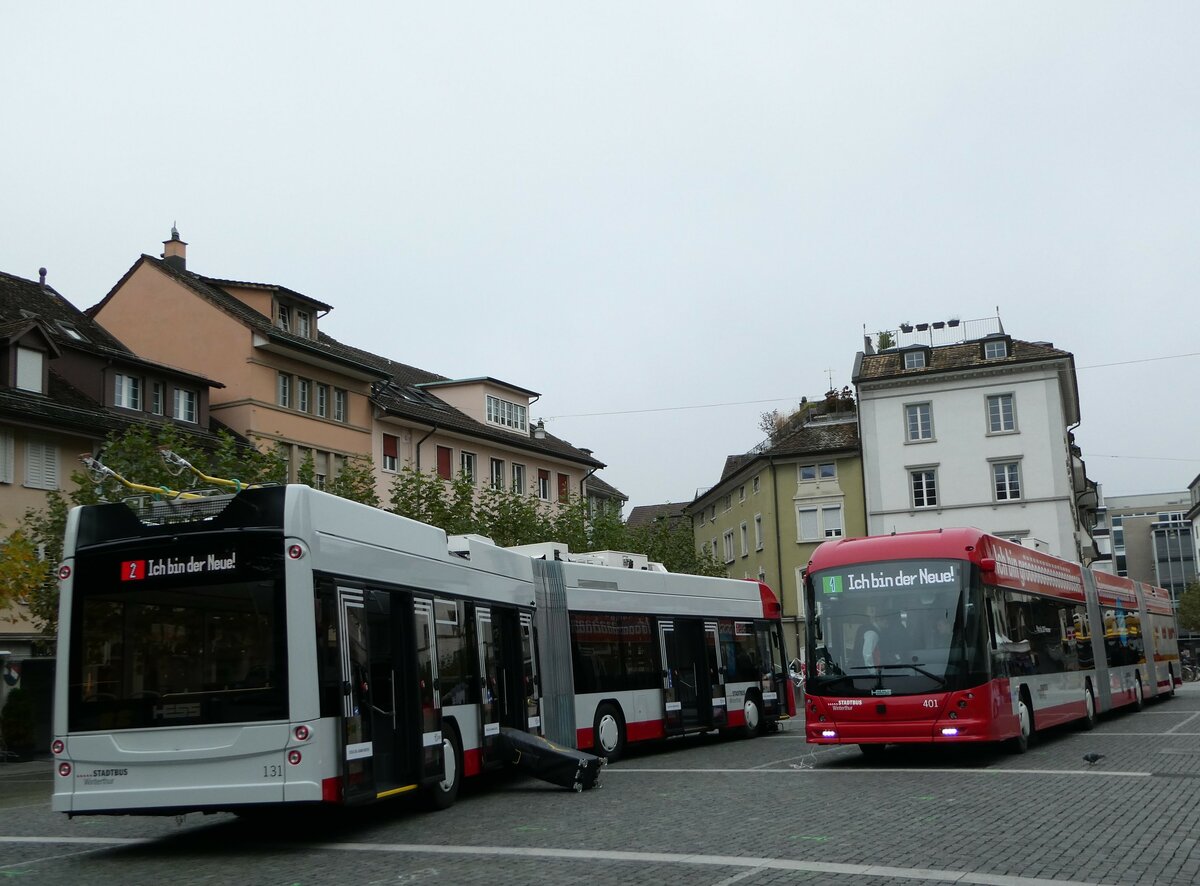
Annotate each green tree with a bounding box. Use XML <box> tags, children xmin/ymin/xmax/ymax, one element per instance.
<box><xmin>630</xmin><ymin>517</ymin><xmax>724</xmax><ymax>577</ymax></box>
<box><xmin>0</xmin><ymin>528</ymin><xmax>50</xmax><ymax>624</ymax></box>
<box><xmin>325</xmin><ymin>455</ymin><xmax>381</xmax><ymax>508</ymax></box>
<box><xmin>876</xmin><ymin>330</ymin><xmax>896</xmax><ymax>350</ymax></box>
<box><xmin>1178</xmin><ymin>581</ymin><xmax>1200</xmax><ymax>633</ymax></box>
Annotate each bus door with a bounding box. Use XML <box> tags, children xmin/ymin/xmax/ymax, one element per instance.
<box><xmin>706</xmin><ymin>620</ymin><xmax>728</xmax><ymax>728</ymax></box>
<box><xmin>658</xmin><ymin>618</ymin><xmax>716</xmax><ymax>733</ymax></box>
<box><xmin>755</xmin><ymin>620</ymin><xmax>785</xmax><ymax>719</ymax></box>
<box><xmin>519</xmin><ymin>611</ymin><xmax>542</xmax><ymax>734</ymax></box>
<box><xmin>412</xmin><ymin>598</ymin><xmax>445</xmax><ymax>787</ymax></box>
<box><xmin>474</xmin><ymin>605</ymin><xmax>502</xmax><ymax>766</ymax></box>
<box><xmin>336</xmin><ymin>587</ymin><xmax>374</xmax><ymax>804</ymax></box>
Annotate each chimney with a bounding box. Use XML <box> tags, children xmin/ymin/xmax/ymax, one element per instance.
<box><xmin>161</xmin><ymin>225</ymin><xmax>187</xmax><ymax>270</ymax></box>
<box><xmin>533</xmin><ymin>419</ymin><xmax>546</xmax><ymax>439</ymax></box>
<box><xmin>38</xmin><ymin>267</ymin><xmax>47</xmax><ymax>287</ymax></box>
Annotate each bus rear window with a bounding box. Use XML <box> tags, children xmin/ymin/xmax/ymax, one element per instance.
<box><xmin>69</xmin><ymin>541</ymin><xmax>286</xmax><ymax>732</ymax></box>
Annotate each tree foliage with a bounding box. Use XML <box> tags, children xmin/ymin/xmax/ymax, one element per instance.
<box><xmin>1178</xmin><ymin>581</ymin><xmax>1200</xmax><ymax>633</ymax></box>
<box><xmin>0</xmin><ymin>528</ymin><xmax>50</xmax><ymax>624</ymax></box>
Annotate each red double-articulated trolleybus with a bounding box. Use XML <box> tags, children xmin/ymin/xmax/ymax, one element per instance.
<box><xmin>803</xmin><ymin>529</ymin><xmax>1181</xmax><ymax>755</ymax></box>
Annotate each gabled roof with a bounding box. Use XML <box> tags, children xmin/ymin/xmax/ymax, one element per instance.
<box><xmin>92</xmin><ymin>255</ymin><xmax>605</xmax><ymax>470</ymax></box>
<box><xmin>626</xmin><ymin>503</ymin><xmax>687</xmax><ymax>530</ymax></box>
<box><xmin>854</xmin><ymin>338</ymin><xmax>1072</xmax><ymax>383</ymax></box>
<box><xmin>1</xmin><ymin>270</ymin><xmax>218</xmax><ymax>387</ymax></box>
<box><xmin>693</xmin><ymin>419</ymin><xmax>861</xmax><ymax>506</ymax></box>
<box><xmin>92</xmin><ymin>257</ymin><xmax>389</xmax><ymax>379</ymax></box>
<box><xmin>584</xmin><ymin>473</ymin><xmax>626</xmax><ymax>501</ymax></box>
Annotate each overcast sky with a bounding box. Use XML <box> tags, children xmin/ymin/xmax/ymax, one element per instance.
<box><xmin>4</xmin><ymin>3</ymin><xmax>1199</xmax><ymax>512</ymax></box>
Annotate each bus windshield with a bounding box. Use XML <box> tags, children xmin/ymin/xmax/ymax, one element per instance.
<box><xmin>806</xmin><ymin>558</ymin><xmax>988</xmax><ymax>695</ymax></box>
<box><xmin>68</xmin><ymin>536</ymin><xmax>287</xmax><ymax>732</ymax></box>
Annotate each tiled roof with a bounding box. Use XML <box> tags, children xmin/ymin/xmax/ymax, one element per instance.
<box><xmin>696</xmin><ymin>420</ymin><xmax>861</xmax><ymax>498</ymax></box>
<box><xmin>626</xmin><ymin>503</ymin><xmax>687</xmax><ymax>529</ymax></box>
<box><xmin>95</xmin><ymin>257</ymin><xmax>604</xmax><ymax>470</ymax></box>
<box><xmin>584</xmin><ymin>473</ymin><xmax>626</xmax><ymax>501</ymax></box>
<box><xmin>1</xmin><ymin>270</ymin><xmax>129</xmax><ymax>354</ymax></box>
<box><xmin>856</xmin><ymin>338</ymin><xmax>1072</xmax><ymax>382</ymax></box>
<box><xmin>1</xmin><ymin>270</ymin><xmax>217</xmax><ymax>386</ymax></box>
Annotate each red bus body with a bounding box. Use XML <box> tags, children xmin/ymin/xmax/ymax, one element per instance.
<box><xmin>803</xmin><ymin>529</ymin><xmax>1180</xmax><ymax>750</ymax></box>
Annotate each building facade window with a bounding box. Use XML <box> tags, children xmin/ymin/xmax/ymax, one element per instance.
<box><xmin>276</xmin><ymin>303</ymin><xmax>291</xmax><ymax>332</ymax></box>
<box><xmin>490</xmin><ymin>458</ymin><xmax>506</xmax><ymax>490</ymax></box>
<box><xmin>911</xmin><ymin>468</ymin><xmax>938</xmax><ymax>508</ymax></box>
<box><xmin>987</xmin><ymin>393</ymin><xmax>1016</xmax><ymax>433</ymax></box>
<box><xmin>485</xmin><ymin>395</ymin><xmax>527</xmax><ymax>432</ymax></box>
<box><xmin>173</xmin><ymin>388</ymin><xmax>197</xmax><ymax>423</ymax></box>
<box><xmin>295</xmin><ymin>311</ymin><xmax>311</xmax><ymax>338</ymax></box>
<box><xmin>739</xmin><ymin>485</ymin><xmax>746</xmax><ymax>502</ymax></box>
<box><xmin>297</xmin><ymin>379</ymin><xmax>311</xmax><ymax>413</ymax></box>
<box><xmin>151</xmin><ymin>381</ymin><xmax>164</xmax><ymax>415</ymax></box>
<box><xmin>538</xmin><ymin>469</ymin><xmax>550</xmax><ymax>500</ymax></box>
<box><xmin>512</xmin><ymin>463</ymin><xmax>526</xmax><ymax>494</ymax></box>
<box><xmin>557</xmin><ymin>473</ymin><xmax>570</xmax><ymax>502</ymax></box>
<box><xmin>15</xmin><ymin>347</ymin><xmax>44</xmax><ymax>393</ymax></box>
<box><xmin>800</xmin><ymin>462</ymin><xmax>837</xmax><ymax>481</ymax></box>
<box><xmin>436</xmin><ymin>445</ymin><xmax>452</xmax><ymax>480</ymax></box>
<box><xmin>25</xmin><ymin>438</ymin><xmax>59</xmax><ymax>490</ymax></box>
<box><xmin>114</xmin><ymin>373</ymin><xmax>141</xmax><ymax>410</ymax></box>
<box><xmin>334</xmin><ymin>389</ymin><xmax>348</xmax><ymax>422</ymax></box>
<box><xmin>722</xmin><ymin>493</ymin><xmax>732</xmax><ymax>512</ymax></box>
<box><xmin>905</xmin><ymin>403</ymin><xmax>933</xmax><ymax>441</ymax></box>
<box><xmin>313</xmin><ymin>451</ymin><xmax>328</xmax><ymax>490</ymax></box>
<box><xmin>797</xmin><ymin>504</ymin><xmax>844</xmax><ymax>540</ymax></box>
<box><xmin>992</xmin><ymin>461</ymin><xmax>1022</xmax><ymax>501</ymax></box>
<box><xmin>984</xmin><ymin>339</ymin><xmax>1009</xmax><ymax>359</ymax></box>
<box><xmin>277</xmin><ymin>373</ymin><xmax>291</xmax><ymax>408</ymax></box>
<box><xmin>904</xmin><ymin>350</ymin><xmax>926</xmax><ymax>369</ymax></box>
<box><xmin>740</xmin><ymin>522</ymin><xmax>749</xmax><ymax>556</ymax></box>
<box><xmin>460</xmin><ymin>452</ymin><xmax>476</xmax><ymax>484</ymax></box>
<box><xmin>723</xmin><ymin>530</ymin><xmax>735</xmax><ymax>564</ymax></box>
<box><xmin>754</xmin><ymin>514</ymin><xmax>763</xmax><ymax>550</ymax></box>
<box><xmin>316</xmin><ymin>384</ymin><xmax>328</xmax><ymax>418</ymax></box>
<box><xmin>753</xmin><ymin>475</ymin><xmax>760</xmax><ymax>494</ymax></box>
<box><xmin>382</xmin><ymin>434</ymin><xmax>398</xmax><ymax>472</ymax></box>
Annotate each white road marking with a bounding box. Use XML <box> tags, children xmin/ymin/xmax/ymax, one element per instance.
<box><xmin>606</xmin><ymin>766</ymin><xmax>1152</xmax><ymax>777</ymax></box>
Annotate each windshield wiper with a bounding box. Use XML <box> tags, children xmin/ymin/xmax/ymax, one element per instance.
<box><xmin>849</xmin><ymin>663</ymin><xmax>947</xmax><ymax>686</ymax></box>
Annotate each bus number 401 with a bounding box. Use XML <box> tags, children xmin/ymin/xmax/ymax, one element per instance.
<box><xmin>922</xmin><ymin>699</ymin><xmax>938</xmax><ymax>708</ymax></box>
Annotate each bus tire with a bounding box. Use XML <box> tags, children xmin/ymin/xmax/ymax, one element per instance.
<box><xmin>1132</xmin><ymin>675</ymin><xmax>1145</xmax><ymax>711</ymax></box>
<box><xmin>1009</xmin><ymin>691</ymin><xmax>1034</xmax><ymax>754</ymax></box>
<box><xmin>1080</xmin><ymin>684</ymin><xmax>1097</xmax><ymax>731</ymax></box>
<box><xmin>1166</xmin><ymin>668</ymin><xmax>1176</xmax><ymax>698</ymax></box>
<box><xmin>593</xmin><ymin>703</ymin><xmax>626</xmax><ymax>762</ymax></box>
<box><xmin>742</xmin><ymin>692</ymin><xmax>765</xmax><ymax>738</ymax></box>
<box><xmin>425</xmin><ymin>724</ymin><xmax>462</xmax><ymax>811</ymax></box>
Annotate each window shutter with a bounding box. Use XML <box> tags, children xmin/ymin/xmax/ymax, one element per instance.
<box><xmin>25</xmin><ymin>439</ymin><xmax>59</xmax><ymax>490</ymax></box>
<box><xmin>383</xmin><ymin>434</ymin><xmax>398</xmax><ymax>459</ymax></box>
<box><xmin>0</xmin><ymin>429</ymin><xmax>13</xmax><ymax>483</ymax></box>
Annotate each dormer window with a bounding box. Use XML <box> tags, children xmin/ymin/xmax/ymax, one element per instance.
<box><xmin>983</xmin><ymin>337</ymin><xmax>1010</xmax><ymax>359</ymax></box>
<box><xmin>15</xmin><ymin>347</ymin><xmax>45</xmax><ymax>393</ymax></box>
<box><xmin>277</xmin><ymin>303</ymin><xmax>292</xmax><ymax>332</ymax></box>
<box><xmin>114</xmin><ymin>373</ymin><xmax>142</xmax><ymax>410</ymax></box>
<box><xmin>902</xmin><ymin>348</ymin><xmax>929</xmax><ymax>369</ymax></box>
<box><xmin>55</xmin><ymin>321</ymin><xmax>88</xmax><ymax>342</ymax></box>
<box><xmin>295</xmin><ymin>310</ymin><xmax>311</xmax><ymax>338</ymax></box>
<box><xmin>486</xmin><ymin>395</ymin><xmax>527</xmax><ymax>432</ymax></box>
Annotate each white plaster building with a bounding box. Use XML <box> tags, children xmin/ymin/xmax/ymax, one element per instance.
<box><xmin>853</xmin><ymin>324</ymin><xmax>1093</xmax><ymax>562</ymax></box>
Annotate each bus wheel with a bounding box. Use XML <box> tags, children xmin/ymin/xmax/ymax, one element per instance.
<box><xmin>1010</xmin><ymin>694</ymin><xmax>1034</xmax><ymax>754</ymax></box>
<box><xmin>593</xmin><ymin>703</ymin><xmax>626</xmax><ymax>762</ymax></box>
<box><xmin>742</xmin><ymin>693</ymin><xmax>764</xmax><ymax>738</ymax></box>
<box><xmin>425</xmin><ymin>726</ymin><xmax>462</xmax><ymax>810</ymax></box>
<box><xmin>1080</xmin><ymin>685</ymin><xmax>1097</xmax><ymax>731</ymax></box>
<box><xmin>1133</xmin><ymin>676</ymin><xmax>1145</xmax><ymax>711</ymax></box>
<box><xmin>1166</xmin><ymin>668</ymin><xmax>1177</xmax><ymax>698</ymax></box>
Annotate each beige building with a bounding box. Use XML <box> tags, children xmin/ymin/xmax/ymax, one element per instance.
<box><xmin>92</xmin><ymin>231</ymin><xmax>609</xmax><ymax>511</ymax></box>
<box><xmin>688</xmin><ymin>407</ymin><xmax>865</xmax><ymax>661</ymax></box>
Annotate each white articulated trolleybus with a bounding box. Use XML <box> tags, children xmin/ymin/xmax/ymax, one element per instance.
<box><xmin>52</xmin><ymin>483</ymin><xmax>790</xmax><ymax>816</ymax></box>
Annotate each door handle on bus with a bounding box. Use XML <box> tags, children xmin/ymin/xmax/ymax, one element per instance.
<box><xmin>342</xmin><ymin>680</ymin><xmax>352</xmax><ymax>696</ymax></box>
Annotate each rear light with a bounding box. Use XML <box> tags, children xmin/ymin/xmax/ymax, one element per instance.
<box><xmin>58</xmin><ymin>762</ymin><xmax>72</xmax><ymax>777</ymax></box>
<box><xmin>821</xmin><ymin>729</ymin><xmax>837</xmax><ymax>738</ymax></box>
<box><xmin>58</xmin><ymin>565</ymin><xmax>72</xmax><ymax>580</ymax></box>
<box><xmin>294</xmin><ymin>725</ymin><xmax>310</xmax><ymax>741</ymax></box>
<box><xmin>288</xmin><ymin>750</ymin><xmax>302</xmax><ymax>765</ymax></box>
<box><xmin>51</xmin><ymin>740</ymin><xmax>65</xmax><ymax>755</ymax></box>
<box><xmin>941</xmin><ymin>727</ymin><xmax>959</xmax><ymax>736</ymax></box>
<box><xmin>288</xmin><ymin>544</ymin><xmax>304</xmax><ymax>560</ymax></box>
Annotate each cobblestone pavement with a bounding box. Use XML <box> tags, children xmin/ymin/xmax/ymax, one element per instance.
<box><xmin>2</xmin><ymin>684</ymin><xmax>1198</xmax><ymax>886</ymax></box>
